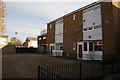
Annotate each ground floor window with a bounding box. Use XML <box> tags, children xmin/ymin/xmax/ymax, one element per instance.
<box><xmin>94</xmin><ymin>42</ymin><xmax>102</xmax><ymax>51</ymax></box>
<box><xmin>55</xmin><ymin>43</ymin><xmax>63</xmax><ymax>50</ymax></box>
<box><xmin>89</xmin><ymin>42</ymin><xmax>93</xmax><ymax>51</ymax></box>
<box><xmin>83</xmin><ymin>41</ymin><xmax>102</xmax><ymax>51</ymax></box>
<box><xmin>60</xmin><ymin>44</ymin><xmax>63</xmax><ymax>50</ymax></box>
<box><xmin>84</xmin><ymin>42</ymin><xmax>87</xmax><ymax>51</ymax></box>
<box><xmin>56</xmin><ymin>44</ymin><xmax>59</xmax><ymax>50</ymax></box>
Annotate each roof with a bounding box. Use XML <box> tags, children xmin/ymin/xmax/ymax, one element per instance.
<box><xmin>1</xmin><ymin>35</ymin><xmax>8</xmax><ymax>38</ymax></box>
<box><xmin>47</xmin><ymin>1</ymin><xmax>101</xmax><ymax>24</ymax></box>
<box><xmin>38</xmin><ymin>33</ymin><xmax>47</xmax><ymax>37</ymax></box>
<box><xmin>26</xmin><ymin>37</ymin><xmax>37</xmax><ymax>41</ymax></box>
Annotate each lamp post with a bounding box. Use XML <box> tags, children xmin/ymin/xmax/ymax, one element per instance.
<box><xmin>14</xmin><ymin>32</ymin><xmax>18</xmax><ymax>47</ymax></box>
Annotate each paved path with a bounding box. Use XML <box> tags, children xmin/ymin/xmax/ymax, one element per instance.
<box><xmin>2</xmin><ymin>54</ymin><xmax>78</xmax><ymax>79</ymax></box>
<box><xmin>103</xmin><ymin>73</ymin><xmax>120</xmax><ymax>80</ymax></box>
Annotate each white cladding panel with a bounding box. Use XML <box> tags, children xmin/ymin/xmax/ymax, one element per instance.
<box><xmin>83</xmin><ymin>28</ymin><xmax>102</xmax><ymax>40</ymax></box>
<box><xmin>83</xmin><ymin>51</ymin><xmax>102</xmax><ymax>60</ymax></box>
<box><xmin>55</xmin><ymin>20</ymin><xmax>63</xmax><ymax>43</ymax></box>
<box><xmin>83</xmin><ymin>4</ymin><xmax>102</xmax><ymax>28</ymax></box>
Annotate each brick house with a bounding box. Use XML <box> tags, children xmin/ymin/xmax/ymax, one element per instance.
<box><xmin>24</xmin><ymin>37</ymin><xmax>38</xmax><ymax>48</ymax></box>
<box><xmin>46</xmin><ymin>1</ymin><xmax>120</xmax><ymax>60</ymax></box>
<box><xmin>37</xmin><ymin>30</ymin><xmax>47</xmax><ymax>54</ymax></box>
<box><xmin>0</xmin><ymin>35</ymin><xmax>8</xmax><ymax>49</ymax></box>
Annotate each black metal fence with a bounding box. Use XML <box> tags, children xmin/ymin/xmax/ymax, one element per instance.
<box><xmin>38</xmin><ymin>59</ymin><xmax>120</xmax><ymax>80</ymax></box>
<box><xmin>16</xmin><ymin>47</ymin><xmax>38</xmax><ymax>53</ymax></box>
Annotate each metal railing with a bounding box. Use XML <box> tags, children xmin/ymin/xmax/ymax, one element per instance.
<box><xmin>38</xmin><ymin>59</ymin><xmax>120</xmax><ymax>80</ymax></box>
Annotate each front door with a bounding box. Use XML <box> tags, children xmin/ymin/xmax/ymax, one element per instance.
<box><xmin>79</xmin><ymin>45</ymin><xmax>82</xmax><ymax>58</ymax></box>
<box><xmin>50</xmin><ymin>46</ymin><xmax>53</xmax><ymax>55</ymax></box>
<box><xmin>77</xmin><ymin>42</ymin><xmax>83</xmax><ymax>59</ymax></box>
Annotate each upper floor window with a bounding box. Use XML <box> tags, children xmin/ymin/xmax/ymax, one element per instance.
<box><xmin>43</xmin><ymin>37</ymin><xmax>46</xmax><ymax>39</ymax></box>
<box><xmin>73</xmin><ymin>43</ymin><xmax>76</xmax><ymax>50</ymax></box>
<box><xmin>83</xmin><ymin>5</ymin><xmax>100</xmax><ymax>15</ymax></box>
<box><xmin>73</xmin><ymin>14</ymin><xmax>76</xmax><ymax>20</ymax></box>
<box><xmin>39</xmin><ymin>38</ymin><xmax>41</xmax><ymax>40</ymax></box>
<box><xmin>93</xmin><ymin>6</ymin><xmax>100</xmax><ymax>11</ymax></box>
<box><xmin>50</xmin><ymin>24</ymin><xmax>52</xmax><ymax>28</ymax></box>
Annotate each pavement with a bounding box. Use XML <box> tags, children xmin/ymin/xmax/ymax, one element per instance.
<box><xmin>2</xmin><ymin>53</ymin><xmax>120</xmax><ymax>80</ymax></box>
<box><xmin>103</xmin><ymin>72</ymin><xmax>120</xmax><ymax>80</ymax></box>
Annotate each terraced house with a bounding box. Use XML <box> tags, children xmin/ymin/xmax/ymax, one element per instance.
<box><xmin>46</xmin><ymin>1</ymin><xmax>120</xmax><ymax>60</ymax></box>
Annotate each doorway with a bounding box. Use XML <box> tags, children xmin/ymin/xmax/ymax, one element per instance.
<box><xmin>77</xmin><ymin>42</ymin><xmax>83</xmax><ymax>59</ymax></box>
<box><xmin>50</xmin><ymin>46</ymin><xmax>53</xmax><ymax>55</ymax></box>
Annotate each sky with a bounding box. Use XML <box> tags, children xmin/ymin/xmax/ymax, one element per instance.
<box><xmin>3</xmin><ymin>0</ymin><xmax>99</xmax><ymax>43</ymax></box>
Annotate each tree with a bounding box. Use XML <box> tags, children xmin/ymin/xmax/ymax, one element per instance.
<box><xmin>0</xmin><ymin>1</ymin><xmax>6</xmax><ymax>37</ymax></box>
<box><xmin>8</xmin><ymin>37</ymin><xmax>22</xmax><ymax>47</ymax></box>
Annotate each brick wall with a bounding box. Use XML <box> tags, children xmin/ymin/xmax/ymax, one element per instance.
<box><xmin>101</xmin><ymin>2</ymin><xmax>116</xmax><ymax>60</ymax></box>
<box><xmin>2</xmin><ymin>45</ymin><xmax>16</xmax><ymax>54</ymax></box>
<box><xmin>63</xmin><ymin>11</ymin><xmax>83</xmax><ymax>58</ymax></box>
<box><xmin>46</xmin><ymin>22</ymin><xmax>55</xmax><ymax>52</ymax></box>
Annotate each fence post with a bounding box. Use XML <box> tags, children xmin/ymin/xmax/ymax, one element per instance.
<box><xmin>102</xmin><ymin>59</ymin><xmax>105</xmax><ymax>78</ymax></box>
<box><xmin>111</xmin><ymin>58</ymin><xmax>114</xmax><ymax>73</ymax></box>
<box><xmin>80</xmin><ymin>61</ymin><xmax>82</xmax><ymax>80</ymax></box>
<box><xmin>38</xmin><ymin>65</ymin><xmax>40</xmax><ymax>80</ymax></box>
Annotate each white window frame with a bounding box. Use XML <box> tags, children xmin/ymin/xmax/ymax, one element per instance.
<box><xmin>39</xmin><ymin>38</ymin><xmax>42</xmax><ymax>40</ymax></box>
<box><xmin>43</xmin><ymin>37</ymin><xmax>46</xmax><ymax>39</ymax></box>
<box><xmin>73</xmin><ymin>14</ymin><xmax>76</xmax><ymax>20</ymax></box>
<box><xmin>50</xmin><ymin>24</ymin><xmax>52</xmax><ymax>28</ymax></box>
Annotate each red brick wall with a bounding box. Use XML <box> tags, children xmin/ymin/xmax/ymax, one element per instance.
<box><xmin>101</xmin><ymin>2</ymin><xmax>116</xmax><ymax>60</ymax></box>
<box><xmin>2</xmin><ymin>45</ymin><xmax>16</xmax><ymax>54</ymax></box>
<box><xmin>63</xmin><ymin>11</ymin><xmax>83</xmax><ymax>58</ymax></box>
<box><xmin>112</xmin><ymin>3</ymin><xmax>120</xmax><ymax>59</ymax></box>
<box><xmin>38</xmin><ymin>35</ymin><xmax>46</xmax><ymax>52</ymax></box>
<box><xmin>46</xmin><ymin>22</ymin><xmax>55</xmax><ymax>52</ymax></box>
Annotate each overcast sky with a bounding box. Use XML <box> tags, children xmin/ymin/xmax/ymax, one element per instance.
<box><xmin>3</xmin><ymin>0</ymin><xmax>99</xmax><ymax>42</ymax></box>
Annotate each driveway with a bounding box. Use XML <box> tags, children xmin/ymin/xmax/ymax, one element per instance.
<box><xmin>2</xmin><ymin>54</ymin><xmax>78</xmax><ymax>79</ymax></box>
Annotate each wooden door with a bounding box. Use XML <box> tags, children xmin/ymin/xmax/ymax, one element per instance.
<box><xmin>79</xmin><ymin>45</ymin><xmax>82</xmax><ymax>58</ymax></box>
<box><xmin>50</xmin><ymin>46</ymin><xmax>53</xmax><ymax>55</ymax></box>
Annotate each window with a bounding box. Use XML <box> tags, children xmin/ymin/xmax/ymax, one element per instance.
<box><xmin>94</xmin><ymin>42</ymin><xmax>102</xmax><ymax>51</ymax></box>
<box><xmin>89</xmin><ymin>42</ymin><xmax>93</xmax><ymax>51</ymax></box>
<box><xmin>50</xmin><ymin>24</ymin><xmax>52</xmax><ymax>28</ymax></box>
<box><xmin>93</xmin><ymin>6</ymin><xmax>100</xmax><ymax>11</ymax></box>
<box><xmin>43</xmin><ymin>37</ymin><xmax>46</xmax><ymax>39</ymax></box>
<box><xmin>73</xmin><ymin>43</ymin><xmax>76</xmax><ymax>50</ymax></box>
<box><xmin>60</xmin><ymin>44</ymin><xmax>63</xmax><ymax>50</ymax></box>
<box><xmin>84</xmin><ymin>42</ymin><xmax>87</xmax><ymax>51</ymax></box>
<box><xmin>83</xmin><ymin>8</ymin><xmax>93</xmax><ymax>14</ymax></box>
<box><xmin>39</xmin><ymin>38</ymin><xmax>41</xmax><ymax>40</ymax></box>
<box><xmin>56</xmin><ymin>44</ymin><xmax>59</xmax><ymax>50</ymax></box>
<box><xmin>73</xmin><ymin>14</ymin><xmax>76</xmax><ymax>20</ymax></box>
